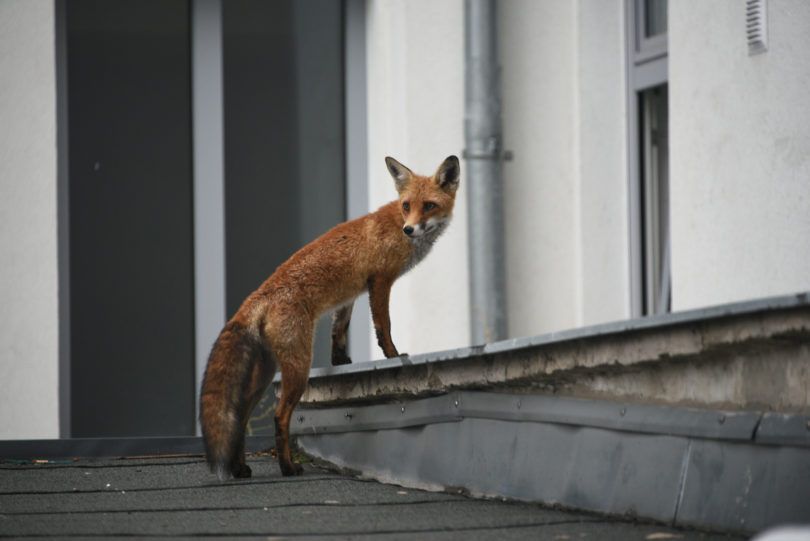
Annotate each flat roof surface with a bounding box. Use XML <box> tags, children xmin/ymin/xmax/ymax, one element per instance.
<box><xmin>1</xmin><ymin>454</ymin><xmax>746</xmax><ymax>540</ymax></box>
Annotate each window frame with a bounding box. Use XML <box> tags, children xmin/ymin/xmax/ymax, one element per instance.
<box><xmin>626</xmin><ymin>0</ymin><xmax>670</xmax><ymax>317</ymax></box>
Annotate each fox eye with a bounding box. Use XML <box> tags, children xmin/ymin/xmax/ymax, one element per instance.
<box><xmin>402</xmin><ymin>202</ymin><xmax>410</xmax><ymax>212</ymax></box>
<box><xmin>423</xmin><ymin>202</ymin><xmax>437</xmax><ymax>211</ymax></box>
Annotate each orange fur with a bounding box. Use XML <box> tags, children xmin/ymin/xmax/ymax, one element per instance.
<box><xmin>200</xmin><ymin>156</ymin><xmax>460</xmax><ymax>478</ymax></box>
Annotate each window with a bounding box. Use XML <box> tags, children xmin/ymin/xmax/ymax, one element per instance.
<box><xmin>627</xmin><ymin>0</ymin><xmax>670</xmax><ymax>316</ymax></box>
<box><xmin>644</xmin><ymin>0</ymin><xmax>668</xmax><ymax>38</ymax></box>
<box><xmin>639</xmin><ymin>85</ymin><xmax>670</xmax><ymax>315</ymax></box>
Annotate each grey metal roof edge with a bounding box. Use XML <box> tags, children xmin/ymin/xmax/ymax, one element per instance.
<box><xmin>292</xmin><ymin>393</ymin><xmax>462</xmax><ymax>435</ymax></box>
<box><xmin>455</xmin><ymin>391</ymin><xmax>763</xmax><ymax>442</ymax></box>
<box><xmin>0</xmin><ymin>435</ymin><xmax>273</xmax><ymax>460</ymax></box>
<box><xmin>289</xmin><ymin>390</ymin><xmax>803</xmax><ymax>445</ymax></box>
<box><xmin>755</xmin><ymin>412</ymin><xmax>810</xmax><ymax>447</ymax></box>
<box><xmin>292</xmin><ymin>290</ymin><xmax>810</xmax><ymax>383</ymax></box>
<box><xmin>305</xmin><ymin>345</ymin><xmax>483</xmax><ymax>379</ymax></box>
<box><xmin>483</xmin><ymin>290</ymin><xmax>810</xmax><ymax>355</ymax></box>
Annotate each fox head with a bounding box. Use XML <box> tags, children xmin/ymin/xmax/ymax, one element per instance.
<box><xmin>385</xmin><ymin>155</ymin><xmax>460</xmax><ymax>240</ymax></box>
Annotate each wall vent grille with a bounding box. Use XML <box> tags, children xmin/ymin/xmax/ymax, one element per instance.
<box><xmin>746</xmin><ymin>0</ymin><xmax>768</xmax><ymax>55</ymax></box>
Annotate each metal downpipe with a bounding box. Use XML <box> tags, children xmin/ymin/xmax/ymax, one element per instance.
<box><xmin>464</xmin><ymin>0</ymin><xmax>508</xmax><ymax>344</ymax></box>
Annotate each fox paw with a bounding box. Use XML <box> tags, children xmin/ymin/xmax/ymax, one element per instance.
<box><xmin>280</xmin><ymin>460</ymin><xmax>304</xmax><ymax>477</ymax></box>
<box><xmin>232</xmin><ymin>463</ymin><xmax>252</xmax><ymax>478</ymax></box>
<box><xmin>331</xmin><ymin>351</ymin><xmax>352</xmax><ymax>366</ymax></box>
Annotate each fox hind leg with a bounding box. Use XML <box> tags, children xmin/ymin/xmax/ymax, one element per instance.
<box><xmin>231</xmin><ymin>346</ymin><xmax>276</xmax><ymax>478</ymax></box>
<box><xmin>230</xmin><ymin>425</ymin><xmax>251</xmax><ymax>478</ymax></box>
<box><xmin>274</xmin><ymin>360</ymin><xmax>309</xmax><ymax>476</ymax></box>
<box><xmin>330</xmin><ymin>302</ymin><xmax>354</xmax><ymax>366</ymax></box>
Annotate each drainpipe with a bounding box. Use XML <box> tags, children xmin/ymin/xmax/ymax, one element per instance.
<box><xmin>464</xmin><ymin>0</ymin><xmax>508</xmax><ymax>344</ymax></box>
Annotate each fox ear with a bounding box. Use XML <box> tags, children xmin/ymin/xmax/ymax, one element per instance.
<box><xmin>385</xmin><ymin>156</ymin><xmax>414</xmax><ymax>192</ymax></box>
<box><xmin>435</xmin><ymin>155</ymin><xmax>460</xmax><ymax>195</ymax></box>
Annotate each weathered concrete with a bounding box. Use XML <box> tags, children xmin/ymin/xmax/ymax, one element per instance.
<box><xmin>280</xmin><ymin>293</ymin><xmax>810</xmax><ymax>414</ymax></box>
<box><xmin>263</xmin><ymin>295</ymin><xmax>810</xmax><ymax>533</ymax></box>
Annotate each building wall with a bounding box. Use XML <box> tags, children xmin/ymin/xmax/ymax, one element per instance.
<box><xmin>669</xmin><ymin>0</ymin><xmax>810</xmax><ymax>310</ymax></box>
<box><xmin>365</xmin><ymin>0</ymin><xmax>470</xmax><ymax>356</ymax></box>
<box><xmin>363</xmin><ymin>0</ymin><xmax>631</xmax><ymax>351</ymax></box>
<box><xmin>499</xmin><ymin>0</ymin><xmax>579</xmax><ymax>337</ymax></box>
<box><xmin>362</xmin><ymin>0</ymin><xmax>633</xmax><ymax>354</ymax></box>
<box><xmin>499</xmin><ymin>0</ymin><xmax>629</xmax><ymax>337</ymax></box>
<box><xmin>366</xmin><ymin>0</ymin><xmax>810</xmax><ymax>341</ymax></box>
<box><xmin>0</xmin><ymin>0</ymin><xmax>60</xmax><ymax>438</ymax></box>
<box><xmin>4</xmin><ymin>0</ymin><xmax>810</xmax><ymax>438</ymax></box>
<box><xmin>574</xmin><ymin>0</ymin><xmax>630</xmax><ymax>327</ymax></box>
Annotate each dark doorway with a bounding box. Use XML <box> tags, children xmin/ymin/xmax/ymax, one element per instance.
<box><xmin>222</xmin><ymin>0</ymin><xmax>346</xmax><ymax>370</ymax></box>
<box><xmin>67</xmin><ymin>0</ymin><xmax>196</xmax><ymax>437</ymax></box>
<box><xmin>63</xmin><ymin>0</ymin><xmax>346</xmax><ymax>438</ymax></box>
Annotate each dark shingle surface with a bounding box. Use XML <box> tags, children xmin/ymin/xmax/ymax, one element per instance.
<box><xmin>0</xmin><ymin>456</ymin><xmax>746</xmax><ymax>540</ymax></box>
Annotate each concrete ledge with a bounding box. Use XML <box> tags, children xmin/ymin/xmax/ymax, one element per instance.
<box><xmin>283</xmin><ymin>293</ymin><xmax>810</xmax><ymax>534</ymax></box>
<box><xmin>284</xmin><ymin>292</ymin><xmax>810</xmax><ymax>413</ymax></box>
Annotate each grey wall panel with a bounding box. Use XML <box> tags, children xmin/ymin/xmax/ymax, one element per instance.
<box><xmin>503</xmin><ymin>421</ymin><xmax>687</xmax><ymax>520</ymax></box>
<box><xmin>222</xmin><ymin>0</ymin><xmax>299</xmax><ymax>319</ymax></box>
<box><xmin>677</xmin><ymin>440</ymin><xmax>810</xmax><ymax>532</ymax></box>
<box><xmin>299</xmin><ymin>418</ymin><xmax>688</xmax><ymax>522</ymax></box>
<box><xmin>191</xmin><ymin>0</ymin><xmax>227</xmax><ymax>434</ymax></box>
<box><xmin>295</xmin><ymin>390</ymin><xmax>810</xmax><ymax>532</ymax></box>
<box><xmin>221</xmin><ymin>0</ymin><xmax>345</xmax><ymax>371</ymax></box>
<box><xmin>756</xmin><ymin>413</ymin><xmax>810</xmax><ymax>447</ymax></box>
<box><xmin>291</xmin><ymin>0</ymin><xmax>346</xmax><ymax>368</ymax></box>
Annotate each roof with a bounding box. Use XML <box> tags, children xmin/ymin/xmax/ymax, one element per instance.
<box><xmin>1</xmin><ymin>454</ymin><xmax>744</xmax><ymax>540</ymax></box>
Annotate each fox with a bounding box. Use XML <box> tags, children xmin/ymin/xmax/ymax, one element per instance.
<box><xmin>199</xmin><ymin>155</ymin><xmax>460</xmax><ymax>479</ymax></box>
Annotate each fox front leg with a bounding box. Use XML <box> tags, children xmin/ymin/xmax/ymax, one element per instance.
<box><xmin>367</xmin><ymin>275</ymin><xmax>402</xmax><ymax>358</ymax></box>
<box><xmin>330</xmin><ymin>302</ymin><xmax>353</xmax><ymax>366</ymax></box>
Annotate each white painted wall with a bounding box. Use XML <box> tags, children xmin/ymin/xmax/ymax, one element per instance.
<box><xmin>363</xmin><ymin>0</ymin><xmax>630</xmax><ymax>352</ymax></box>
<box><xmin>499</xmin><ymin>0</ymin><xmax>579</xmax><ymax>337</ymax></box>
<box><xmin>574</xmin><ymin>1</ymin><xmax>631</xmax><ymax>327</ymax></box>
<box><xmin>365</xmin><ymin>0</ymin><xmax>470</xmax><ymax>356</ymax></box>
<box><xmin>0</xmin><ymin>0</ymin><xmax>60</xmax><ymax>439</ymax></box>
<box><xmin>669</xmin><ymin>0</ymin><xmax>810</xmax><ymax>310</ymax></box>
<box><xmin>499</xmin><ymin>0</ymin><xmax>629</xmax><ymax>337</ymax></box>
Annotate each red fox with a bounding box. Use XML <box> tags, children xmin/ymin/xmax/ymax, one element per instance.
<box><xmin>199</xmin><ymin>155</ymin><xmax>460</xmax><ymax>479</ymax></box>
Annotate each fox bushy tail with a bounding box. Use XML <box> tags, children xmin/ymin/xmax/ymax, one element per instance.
<box><xmin>199</xmin><ymin>319</ymin><xmax>275</xmax><ymax>480</ymax></box>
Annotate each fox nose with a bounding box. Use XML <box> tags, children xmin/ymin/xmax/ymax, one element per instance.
<box><xmin>402</xmin><ymin>225</ymin><xmax>414</xmax><ymax>236</ymax></box>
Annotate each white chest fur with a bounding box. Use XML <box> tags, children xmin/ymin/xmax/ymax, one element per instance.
<box><xmin>400</xmin><ymin>218</ymin><xmax>450</xmax><ymax>276</ymax></box>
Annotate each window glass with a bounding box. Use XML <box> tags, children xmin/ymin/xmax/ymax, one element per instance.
<box><xmin>644</xmin><ymin>0</ymin><xmax>667</xmax><ymax>38</ymax></box>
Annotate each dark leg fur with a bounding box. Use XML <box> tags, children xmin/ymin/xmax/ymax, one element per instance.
<box><xmin>330</xmin><ymin>303</ymin><xmax>353</xmax><ymax>366</ymax></box>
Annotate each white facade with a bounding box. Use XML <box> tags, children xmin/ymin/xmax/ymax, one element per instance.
<box><xmin>364</xmin><ymin>0</ymin><xmax>470</xmax><ymax>357</ymax></box>
<box><xmin>364</xmin><ymin>0</ymin><xmax>632</xmax><ymax>354</ymax></box>
<box><xmin>0</xmin><ymin>0</ymin><xmax>60</xmax><ymax>438</ymax></box>
<box><xmin>2</xmin><ymin>0</ymin><xmax>809</xmax><ymax>438</ymax></box>
<box><xmin>669</xmin><ymin>0</ymin><xmax>810</xmax><ymax>310</ymax></box>
<box><xmin>500</xmin><ymin>0</ymin><xmax>631</xmax><ymax>337</ymax></box>
<box><xmin>372</xmin><ymin>0</ymin><xmax>810</xmax><ymax>344</ymax></box>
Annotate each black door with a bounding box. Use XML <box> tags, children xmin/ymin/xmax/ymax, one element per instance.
<box><xmin>67</xmin><ymin>0</ymin><xmax>195</xmax><ymax>437</ymax></box>
<box><xmin>222</xmin><ymin>0</ymin><xmax>346</xmax><ymax>370</ymax></box>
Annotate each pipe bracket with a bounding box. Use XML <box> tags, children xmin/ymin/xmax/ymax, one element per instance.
<box><xmin>462</xmin><ymin>149</ymin><xmax>514</xmax><ymax>161</ymax></box>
